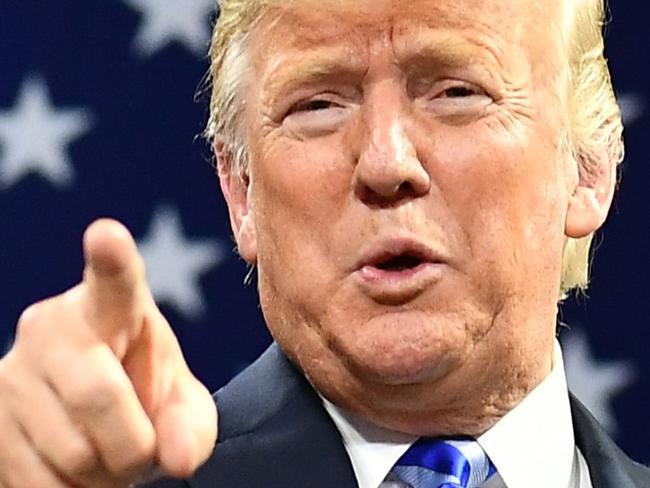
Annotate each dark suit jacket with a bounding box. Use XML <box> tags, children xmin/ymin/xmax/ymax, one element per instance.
<box><xmin>147</xmin><ymin>343</ymin><xmax>650</xmax><ymax>488</ymax></box>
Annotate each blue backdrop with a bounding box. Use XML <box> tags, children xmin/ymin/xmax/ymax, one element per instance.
<box><xmin>1</xmin><ymin>0</ymin><xmax>648</xmax><ymax>465</ymax></box>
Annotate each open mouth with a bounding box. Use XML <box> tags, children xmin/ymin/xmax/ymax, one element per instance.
<box><xmin>373</xmin><ymin>253</ymin><xmax>425</xmax><ymax>272</ymax></box>
<box><xmin>354</xmin><ymin>237</ymin><xmax>443</xmax><ymax>282</ymax></box>
<box><xmin>354</xmin><ymin>239</ymin><xmax>444</xmax><ymax>302</ymax></box>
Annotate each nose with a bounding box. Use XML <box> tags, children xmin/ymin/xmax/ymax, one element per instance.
<box><xmin>353</xmin><ymin>103</ymin><xmax>430</xmax><ymax>206</ymax></box>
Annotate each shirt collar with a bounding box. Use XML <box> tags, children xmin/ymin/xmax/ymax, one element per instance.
<box><xmin>321</xmin><ymin>396</ymin><xmax>416</xmax><ymax>488</ymax></box>
<box><xmin>321</xmin><ymin>341</ymin><xmax>575</xmax><ymax>488</ymax></box>
<box><xmin>477</xmin><ymin>341</ymin><xmax>576</xmax><ymax>488</ymax></box>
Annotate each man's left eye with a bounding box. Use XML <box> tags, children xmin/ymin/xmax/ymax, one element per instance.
<box><xmin>440</xmin><ymin>86</ymin><xmax>479</xmax><ymax>98</ymax></box>
<box><xmin>303</xmin><ymin>99</ymin><xmax>336</xmax><ymax>111</ymax></box>
<box><xmin>418</xmin><ymin>81</ymin><xmax>492</xmax><ymax>118</ymax></box>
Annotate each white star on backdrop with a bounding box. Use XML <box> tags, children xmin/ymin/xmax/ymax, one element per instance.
<box><xmin>563</xmin><ymin>330</ymin><xmax>636</xmax><ymax>435</ymax></box>
<box><xmin>619</xmin><ymin>93</ymin><xmax>645</xmax><ymax>126</ymax></box>
<box><xmin>0</xmin><ymin>76</ymin><xmax>93</xmax><ymax>190</ymax></box>
<box><xmin>138</xmin><ymin>205</ymin><xmax>226</xmax><ymax>319</ymax></box>
<box><xmin>122</xmin><ymin>0</ymin><xmax>215</xmax><ymax>57</ymax></box>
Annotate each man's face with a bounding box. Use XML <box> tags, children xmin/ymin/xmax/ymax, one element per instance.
<box><xmin>231</xmin><ymin>0</ymin><xmax>581</xmax><ymax>434</ymax></box>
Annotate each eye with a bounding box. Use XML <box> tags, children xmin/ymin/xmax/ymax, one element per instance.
<box><xmin>283</xmin><ymin>95</ymin><xmax>351</xmax><ymax>136</ymax></box>
<box><xmin>289</xmin><ymin>98</ymin><xmax>340</xmax><ymax>115</ymax></box>
<box><xmin>440</xmin><ymin>85</ymin><xmax>480</xmax><ymax>98</ymax></box>
<box><xmin>301</xmin><ymin>99</ymin><xmax>337</xmax><ymax>111</ymax></box>
<box><xmin>417</xmin><ymin>80</ymin><xmax>492</xmax><ymax>120</ymax></box>
<box><xmin>432</xmin><ymin>80</ymin><xmax>490</xmax><ymax>100</ymax></box>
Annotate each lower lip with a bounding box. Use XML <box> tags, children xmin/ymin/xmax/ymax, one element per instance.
<box><xmin>359</xmin><ymin>262</ymin><xmax>433</xmax><ymax>281</ymax></box>
<box><xmin>353</xmin><ymin>262</ymin><xmax>444</xmax><ymax>303</ymax></box>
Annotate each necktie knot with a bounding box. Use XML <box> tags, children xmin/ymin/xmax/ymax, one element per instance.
<box><xmin>389</xmin><ymin>438</ymin><xmax>497</xmax><ymax>488</ymax></box>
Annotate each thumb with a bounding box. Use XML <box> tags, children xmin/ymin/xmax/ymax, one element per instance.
<box><xmin>82</xmin><ymin>218</ymin><xmax>151</xmax><ymax>355</ymax></box>
<box><xmin>155</xmin><ymin>369</ymin><xmax>218</xmax><ymax>478</ymax></box>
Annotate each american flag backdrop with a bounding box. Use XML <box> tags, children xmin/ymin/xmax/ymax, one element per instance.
<box><xmin>1</xmin><ymin>0</ymin><xmax>649</xmax><ymax>465</ymax></box>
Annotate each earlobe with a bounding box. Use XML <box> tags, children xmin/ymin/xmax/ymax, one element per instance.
<box><xmin>215</xmin><ymin>140</ymin><xmax>258</xmax><ymax>264</ymax></box>
<box><xmin>565</xmin><ymin>159</ymin><xmax>617</xmax><ymax>239</ymax></box>
<box><xmin>235</xmin><ymin>215</ymin><xmax>258</xmax><ymax>264</ymax></box>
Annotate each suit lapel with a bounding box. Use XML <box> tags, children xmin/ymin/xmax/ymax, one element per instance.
<box><xmin>188</xmin><ymin>344</ymin><xmax>358</xmax><ymax>488</ymax></box>
<box><xmin>571</xmin><ymin>394</ymin><xmax>650</xmax><ymax>488</ymax></box>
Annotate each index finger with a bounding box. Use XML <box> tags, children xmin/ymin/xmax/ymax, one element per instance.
<box><xmin>82</xmin><ymin>218</ymin><xmax>151</xmax><ymax>355</ymax></box>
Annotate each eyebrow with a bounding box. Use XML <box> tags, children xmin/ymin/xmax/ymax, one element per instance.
<box><xmin>261</xmin><ymin>29</ymin><xmax>506</xmax><ymax>99</ymax></box>
<box><xmin>263</xmin><ymin>47</ymin><xmax>367</xmax><ymax>97</ymax></box>
<box><xmin>394</xmin><ymin>28</ymin><xmax>505</xmax><ymax>76</ymax></box>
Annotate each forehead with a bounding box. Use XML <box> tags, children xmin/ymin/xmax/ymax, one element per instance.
<box><xmin>250</xmin><ymin>0</ymin><xmax>563</xmax><ymax>63</ymax></box>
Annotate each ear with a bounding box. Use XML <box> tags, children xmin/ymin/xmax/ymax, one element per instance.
<box><xmin>565</xmin><ymin>155</ymin><xmax>617</xmax><ymax>239</ymax></box>
<box><xmin>215</xmin><ymin>139</ymin><xmax>257</xmax><ymax>264</ymax></box>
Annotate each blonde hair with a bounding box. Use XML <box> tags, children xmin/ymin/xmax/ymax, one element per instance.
<box><xmin>206</xmin><ymin>0</ymin><xmax>624</xmax><ymax>295</ymax></box>
<box><xmin>559</xmin><ymin>0</ymin><xmax>624</xmax><ymax>294</ymax></box>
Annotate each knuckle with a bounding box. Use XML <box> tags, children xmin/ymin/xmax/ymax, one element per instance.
<box><xmin>0</xmin><ymin>364</ymin><xmax>18</xmax><ymax>398</ymax></box>
<box><xmin>110</xmin><ymin>429</ymin><xmax>156</xmax><ymax>475</ymax></box>
<box><xmin>58</xmin><ymin>440</ymin><xmax>98</xmax><ymax>478</ymax></box>
<box><xmin>64</xmin><ymin>365</ymin><xmax>127</xmax><ymax>414</ymax></box>
<box><xmin>15</xmin><ymin>302</ymin><xmax>47</xmax><ymax>343</ymax></box>
<box><xmin>129</xmin><ymin>429</ymin><xmax>156</xmax><ymax>467</ymax></box>
<box><xmin>15</xmin><ymin>288</ymin><xmax>84</xmax><ymax>350</ymax></box>
<box><xmin>0</xmin><ymin>355</ymin><xmax>27</xmax><ymax>403</ymax></box>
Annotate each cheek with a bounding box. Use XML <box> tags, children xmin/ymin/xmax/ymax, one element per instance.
<box><xmin>251</xmin><ymin>134</ymin><xmax>353</xmax><ymax>287</ymax></box>
<box><xmin>254</xmin><ymin>134</ymin><xmax>351</xmax><ymax>210</ymax></box>
<box><xmin>434</xmin><ymin>124</ymin><xmax>566</xmax><ymax>285</ymax></box>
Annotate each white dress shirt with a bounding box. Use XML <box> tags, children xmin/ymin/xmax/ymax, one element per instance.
<box><xmin>321</xmin><ymin>342</ymin><xmax>593</xmax><ymax>488</ymax></box>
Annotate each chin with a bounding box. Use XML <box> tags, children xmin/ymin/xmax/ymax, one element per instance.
<box><xmin>334</xmin><ymin>322</ymin><xmax>467</xmax><ymax>386</ymax></box>
<box><xmin>347</xmin><ymin>344</ymin><xmax>462</xmax><ymax>385</ymax></box>
<box><xmin>323</xmin><ymin>308</ymin><xmax>470</xmax><ymax>385</ymax></box>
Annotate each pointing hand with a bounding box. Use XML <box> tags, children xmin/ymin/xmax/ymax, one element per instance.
<box><xmin>0</xmin><ymin>219</ymin><xmax>217</xmax><ymax>487</ymax></box>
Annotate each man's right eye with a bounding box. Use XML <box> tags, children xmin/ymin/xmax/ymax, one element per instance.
<box><xmin>282</xmin><ymin>96</ymin><xmax>351</xmax><ymax>136</ymax></box>
<box><xmin>291</xmin><ymin>98</ymin><xmax>337</xmax><ymax>113</ymax></box>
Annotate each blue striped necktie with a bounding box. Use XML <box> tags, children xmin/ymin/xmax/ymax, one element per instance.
<box><xmin>389</xmin><ymin>438</ymin><xmax>497</xmax><ymax>488</ymax></box>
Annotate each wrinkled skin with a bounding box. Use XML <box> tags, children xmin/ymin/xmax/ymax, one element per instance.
<box><xmin>220</xmin><ymin>0</ymin><xmax>616</xmax><ymax>436</ymax></box>
<box><xmin>0</xmin><ymin>2</ymin><xmax>617</xmax><ymax>485</ymax></box>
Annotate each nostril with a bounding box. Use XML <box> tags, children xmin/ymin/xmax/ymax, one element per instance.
<box><xmin>396</xmin><ymin>181</ymin><xmax>415</xmax><ymax>198</ymax></box>
<box><xmin>355</xmin><ymin>181</ymin><xmax>417</xmax><ymax>208</ymax></box>
<box><xmin>353</xmin><ymin>167</ymin><xmax>429</xmax><ymax>208</ymax></box>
